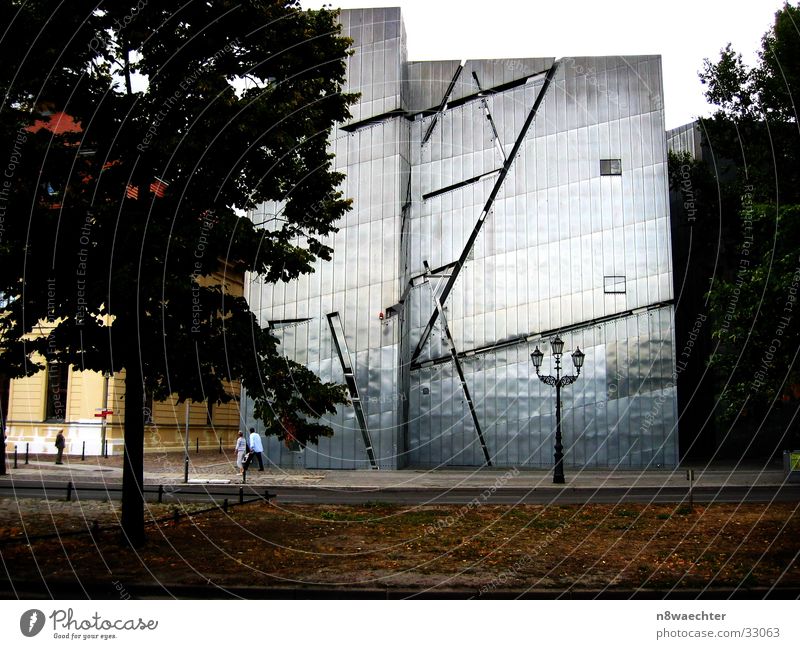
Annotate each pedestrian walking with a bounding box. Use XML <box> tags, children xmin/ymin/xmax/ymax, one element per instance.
<box><xmin>54</xmin><ymin>429</ymin><xmax>65</xmax><ymax>465</ymax></box>
<box><xmin>244</xmin><ymin>427</ymin><xmax>264</xmax><ymax>471</ymax></box>
<box><xmin>234</xmin><ymin>431</ymin><xmax>246</xmax><ymax>474</ymax></box>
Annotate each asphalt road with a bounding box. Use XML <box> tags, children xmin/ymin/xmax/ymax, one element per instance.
<box><xmin>2</xmin><ymin>480</ymin><xmax>800</xmax><ymax>506</ymax></box>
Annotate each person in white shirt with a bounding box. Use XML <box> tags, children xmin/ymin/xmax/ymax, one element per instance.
<box><xmin>245</xmin><ymin>427</ymin><xmax>264</xmax><ymax>471</ymax></box>
<box><xmin>234</xmin><ymin>431</ymin><xmax>246</xmax><ymax>474</ymax></box>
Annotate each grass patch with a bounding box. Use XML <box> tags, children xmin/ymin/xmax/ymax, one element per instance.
<box><xmin>319</xmin><ymin>510</ymin><xmax>371</xmax><ymax>522</ymax></box>
<box><xmin>362</xmin><ymin>500</ymin><xmax>392</xmax><ymax>509</ymax></box>
<box><xmin>2</xmin><ymin>501</ymin><xmax>797</xmax><ymax>593</ymax></box>
<box><xmin>615</xmin><ymin>509</ymin><xmax>639</xmax><ymax>518</ymax></box>
<box><xmin>396</xmin><ymin>510</ymin><xmax>445</xmax><ymax>525</ymax></box>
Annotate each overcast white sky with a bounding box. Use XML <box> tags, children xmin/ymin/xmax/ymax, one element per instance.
<box><xmin>301</xmin><ymin>0</ymin><xmax>784</xmax><ymax>129</ymax></box>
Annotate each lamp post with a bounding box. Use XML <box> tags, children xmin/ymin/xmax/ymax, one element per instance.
<box><xmin>531</xmin><ymin>335</ymin><xmax>585</xmax><ymax>484</ymax></box>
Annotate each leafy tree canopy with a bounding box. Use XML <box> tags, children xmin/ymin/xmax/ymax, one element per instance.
<box><xmin>698</xmin><ymin>2</ymin><xmax>800</xmax><ymax>425</ymax></box>
<box><xmin>0</xmin><ymin>0</ymin><xmax>354</xmax><ymax>541</ymax></box>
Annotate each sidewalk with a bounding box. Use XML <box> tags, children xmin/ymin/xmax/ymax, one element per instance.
<box><xmin>1</xmin><ymin>456</ymin><xmax>791</xmax><ymax>490</ymax></box>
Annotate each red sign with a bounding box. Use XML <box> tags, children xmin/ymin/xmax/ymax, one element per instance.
<box><xmin>94</xmin><ymin>410</ymin><xmax>114</xmax><ymax>418</ymax></box>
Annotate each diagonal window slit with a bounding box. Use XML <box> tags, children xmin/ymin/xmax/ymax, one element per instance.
<box><xmin>326</xmin><ymin>312</ymin><xmax>379</xmax><ymax>469</ymax></box>
<box><xmin>421</xmin><ymin>63</ymin><xmax>465</xmax><ymax>145</ymax></box>
<box><xmin>422</xmin><ymin>168</ymin><xmax>501</xmax><ymax>201</ymax></box>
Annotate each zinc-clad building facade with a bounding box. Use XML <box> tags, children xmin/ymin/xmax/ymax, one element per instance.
<box><xmin>246</xmin><ymin>7</ymin><xmax>678</xmax><ymax>470</ymax></box>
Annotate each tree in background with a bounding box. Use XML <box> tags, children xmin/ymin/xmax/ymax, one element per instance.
<box><xmin>0</xmin><ymin>0</ymin><xmax>353</xmax><ymax>545</ymax></box>
<box><xmin>698</xmin><ymin>2</ymin><xmax>800</xmax><ymax>445</ymax></box>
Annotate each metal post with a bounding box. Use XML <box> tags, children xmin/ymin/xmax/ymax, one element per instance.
<box><xmin>14</xmin><ymin>445</ymin><xmax>18</xmax><ymax>469</ymax></box>
<box><xmin>101</xmin><ymin>371</ymin><xmax>110</xmax><ymax>460</ymax></box>
<box><xmin>157</xmin><ymin>484</ymin><xmax>164</xmax><ymax>504</ymax></box>
<box><xmin>239</xmin><ymin>486</ymin><xmax>244</xmax><ymax>504</ymax></box>
<box><xmin>554</xmin><ymin>381</ymin><xmax>565</xmax><ymax>484</ymax></box>
<box><xmin>66</xmin><ymin>481</ymin><xmax>73</xmax><ymax>501</ymax></box>
<box><xmin>25</xmin><ymin>442</ymin><xmax>29</xmax><ymax>465</ymax></box>
<box><xmin>533</xmin><ymin>340</ymin><xmax>581</xmax><ymax>486</ymax></box>
<box><xmin>81</xmin><ymin>441</ymin><xmax>85</xmax><ymax>461</ymax></box>
<box><xmin>223</xmin><ymin>498</ymin><xmax>228</xmax><ymax>513</ymax></box>
<box><xmin>219</xmin><ymin>437</ymin><xmax>222</xmax><ymax>454</ymax></box>
<box><xmin>196</xmin><ymin>437</ymin><xmax>199</xmax><ymax>454</ymax></box>
<box><xmin>184</xmin><ymin>400</ymin><xmax>189</xmax><ymax>484</ymax></box>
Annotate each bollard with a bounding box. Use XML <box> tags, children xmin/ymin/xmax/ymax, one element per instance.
<box><xmin>14</xmin><ymin>445</ymin><xmax>18</xmax><ymax>469</ymax></box>
<box><xmin>223</xmin><ymin>498</ymin><xmax>228</xmax><ymax>513</ymax></box>
<box><xmin>157</xmin><ymin>484</ymin><xmax>164</xmax><ymax>504</ymax></box>
<box><xmin>239</xmin><ymin>486</ymin><xmax>244</xmax><ymax>504</ymax></box>
<box><xmin>103</xmin><ymin>440</ymin><xmax>108</xmax><ymax>458</ymax></box>
<box><xmin>173</xmin><ymin>509</ymin><xmax>180</xmax><ymax>524</ymax></box>
<box><xmin>686</xmin><ymin>469</ymin><xmax>695</xmax><ymax>511</ymax></box>
<box><xmin>25</xmin><ymin>443</ymin><xmax>29</xmax><ymax>465</ymax></box>
<box><xmin>264</xmin><ymin>489</ymin><xmax>270</xmax><ymax>502</ymax></box>
<box><xmin>81</xmin><ymin>441</ymin><xmax>86</xmax><ymax>461</ymax></box>
<box><xmin>219</xmin><ymin>438</ymin><xmax>222</xmax><ymax>454</ymax></box>
<box><xmin>196</xmin><ymin>438</ymin><xmax>199</xmax><ymax>454</ymax></box>
<box><xmin>66</xmin><ymin>481</ymin><xmax>73</xmax><ymax>502</ymax></box>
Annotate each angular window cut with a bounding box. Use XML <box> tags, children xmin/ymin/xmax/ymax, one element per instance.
<box><xmin>600</xmin><ymin>158</ymin><xmax>623</xmax><ymax>176</ymax></box>
<box><xmin>603</xmin><ymin>275</ymin><xmax>627</xmax><ymax>294</ymax></box>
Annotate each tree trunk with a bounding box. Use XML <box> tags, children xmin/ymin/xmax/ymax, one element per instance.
<box><xmin>122</xmin><ymin>43</ymin><xmax>133</xmax><ymax>96</ymax></box>
<box><xmin>121</xmin><ymin>359</ymin><xmax>145</xmax><ymax>547</ymax></box>
<box><xmin>0</xmin><ymin>382</ymin><xmax>6</xmax><ymax>475</ymax></box>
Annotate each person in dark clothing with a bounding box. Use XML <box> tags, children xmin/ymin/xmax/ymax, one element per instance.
<box><xmin>54</xmin><ymin>430</ymin><xmax>65</xmax><ymax>465</ymax></box>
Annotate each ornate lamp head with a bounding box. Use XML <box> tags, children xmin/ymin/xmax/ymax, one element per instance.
<box><xmin>531</xmin><ymin>346</ymin><xmax>544</xmax><ymax>373</ymax></box>
<box><xmin>572</xmin><ymin>347</ymin><xmax>585</xmax><ymax>373</ymax></box>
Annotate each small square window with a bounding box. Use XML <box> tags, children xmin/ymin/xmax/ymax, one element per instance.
<box><xmin>600</xmin><ymin>159</ymin><xmax>622</xmax><ymax>176</ymax></box>
<box><xmin>604</xmin><ymin>275</ymin><xmax>626</xmax><ymax>293</ymax></box>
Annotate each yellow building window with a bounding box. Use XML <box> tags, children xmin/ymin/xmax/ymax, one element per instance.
<box><xmin>45</xmin><ymin>362</ymin><xmax>68</xmax><ymax>422</ymax></box>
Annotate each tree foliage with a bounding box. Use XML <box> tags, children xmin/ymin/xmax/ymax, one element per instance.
<box><xmin>0</xmin><ymin>0</ymin><xmax>355</xmax><ymax>543</ymax></box>
<box><xmin>698</xmin><ymin>3</ymin><xmax>800</xmax><ymax>426</ymax></box>
<box><xmin>706</xmin><ymin>202</ymin><xmax>800</xmax><ymax>422</ymax></box>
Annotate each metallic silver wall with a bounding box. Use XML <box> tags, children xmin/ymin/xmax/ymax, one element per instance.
<box><xmin>246</xmin><ymin>8</ymin><xmax>406</xmax><ymax>469</ymax></box>
<box><xmin>246</xmin><ymin>8</ymin><xmax>679</xmax><ymax>469</ymax></box>
<box><xmin>667</xmin><ymin>121</ymin><xmax>703</xmax><ymax>160</ymax></box>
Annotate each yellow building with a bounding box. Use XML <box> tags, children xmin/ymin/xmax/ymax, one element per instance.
<box><xmin>3</xmin><ymin>267</ymin><xmax>245</xmax><ymax>458</ymax></box>
<box><xmin>4</xmin><ymin>367</ymin><xmax>242</xmax><ymax>457</ymax></box>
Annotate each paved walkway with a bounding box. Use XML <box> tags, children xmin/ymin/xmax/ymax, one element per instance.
<box><xmin>2</xmin><ymin>457</ymin><xmax>795</xmax><ymax>490</ymax></box>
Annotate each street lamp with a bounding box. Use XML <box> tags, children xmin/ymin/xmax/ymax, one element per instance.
<box><xmin>531</xmin><ymin>335</ymin><xmax>585</xmax><ymax>484</ymax></box>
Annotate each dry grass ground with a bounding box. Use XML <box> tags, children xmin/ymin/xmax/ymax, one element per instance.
<box><xmin>1</xmin><ymin>497</ymin><xmax>798</xmax><ymax>595</ymax></box>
